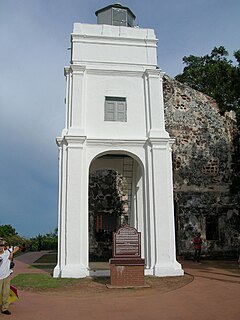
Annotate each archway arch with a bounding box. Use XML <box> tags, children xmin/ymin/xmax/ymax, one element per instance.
<box><xmin>88</xmin><ymin>152</ymin><xmax>145</xmax><ymax>263</ymax></box>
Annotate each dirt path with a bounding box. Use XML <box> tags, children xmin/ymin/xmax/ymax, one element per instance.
<box><xmin>6</xmin><ymin>254</ymin><xmax>240</xmax><ymax>320</ymax></box>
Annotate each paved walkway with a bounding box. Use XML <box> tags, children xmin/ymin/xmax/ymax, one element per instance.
<box><xmin>5</xmin><ymin>253</ymin><xmax>240</xmax><ymax>320</ymax></box>
<box><xmin>11</xmin><ymin>251</ymin><xmax>52</xmax><ymax>276</ymax></box>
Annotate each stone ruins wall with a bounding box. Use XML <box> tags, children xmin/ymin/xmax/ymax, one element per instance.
<box><xmin>163</xmin><ymin>75</ymin><xmax>239</xmax><ymax>257</ymax></box>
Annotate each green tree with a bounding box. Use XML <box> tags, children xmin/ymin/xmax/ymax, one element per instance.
<box><xmin>0</xmin><ymin>224</ymin><xmax>18</xmax><ymax>238</ymax></box>
<box><xmin>175</xmin><ymin>46</ymin><xmax>240</xmax><ymax>120</ymax></box>
<box><xmin>30</xmin><ymin>229</ymin><xmax>58</xmax><ymax>251</ymax></box>
<box><xmin>0</xmin><ymin>224</ymin><xmax>28</xmax><ymax>246</ymax></box>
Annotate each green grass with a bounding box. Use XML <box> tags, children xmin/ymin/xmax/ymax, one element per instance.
<box><xmin>29</xmin><ymin>264</ymin><xmax>55</xmax><ymax>270</ymax></box>
<box><xmin>11</xmin><ymin>274</ymin><xmax>81</xmax><ymax>290</ymax></box>
<box><xmin>34</xmin><ymin>253</ymin><xmax>57</xmax><ymax>264</ymax></box>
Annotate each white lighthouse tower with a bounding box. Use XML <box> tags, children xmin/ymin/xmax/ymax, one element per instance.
<box><xmin>54</xmin><ymin>3</ymin><xmax>183</xmax><ymax>278</ymax></box>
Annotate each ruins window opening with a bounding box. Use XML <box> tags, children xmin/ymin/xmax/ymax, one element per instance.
<box><xmin>202</xmin><ymin>159</ymin><xmax>219</xmax><ymax>176</ymax></box>
<box><xmin>206</xmin><ymin>215</ymin><xmax>219</xmax><ymax>240</ymax></box>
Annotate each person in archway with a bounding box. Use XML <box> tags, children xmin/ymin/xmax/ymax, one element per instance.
<box><xmin>193</xmin><ymin>233</ymin><xmax>202</xmax><ymax>263</ymax></box>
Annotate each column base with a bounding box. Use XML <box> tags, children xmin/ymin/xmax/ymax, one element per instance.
<box><xmin>153</xmin><ymin>261</ymin><xmax>184</xmax><ymax>277</ymax></box>
<box><xmin>53</xmin><ymin>265</ymin><xmax>61</xmax><ymax>278</ymax></box>
<box><xmin>54</xmin><ymin>264</ymin><xmax>89</xmax><ymax>278</ymax></box>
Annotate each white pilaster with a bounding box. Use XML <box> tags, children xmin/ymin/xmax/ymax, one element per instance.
<box><xmin>68</xmin><ymin>65</ymin><xmax>86</xmax><ymax>136</ymax></box>
<box><xmin>53</xmin><ymin>139</ymin><xmax>64</xmax><ymax>277</ymax></box>
<box><xmin>59</xmin><ymin>136</ymin><xmax>89</xmax><ymax>278</ymax></box>
<box><xmin>62</xmin><ymin>67</ymin><xmax>70</xmax><ymax>135</ymax></box>
<box><xmin>145</xmin><ymin>69</ymin><xmax>169</xmax><ymax>139</ymax></box>
<box><xmin>150</xmin><ymin>138</ymin><xmax>183</xmax><ymax>276</ymax></box>
<box><xmin>144</xmin><ymin>142</ymin><xmax>156</xmax><ymax>271</ymax></box>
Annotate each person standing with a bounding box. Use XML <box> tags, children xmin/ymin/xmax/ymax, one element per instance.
<box><xmin>0</xmin><ymin>241</ymin><xmax>19</xmax><ymax>315</ymax></box>
<box><xmin>193</xmin><ymin>233</ymin><xmax>202</xmax><ymax>263</ymax></box>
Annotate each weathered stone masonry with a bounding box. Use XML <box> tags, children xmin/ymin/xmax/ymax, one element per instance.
<box><xmin>163</xmin><ymin>75</ymin><xmax>239</xmax><ymax>257</ymax></box>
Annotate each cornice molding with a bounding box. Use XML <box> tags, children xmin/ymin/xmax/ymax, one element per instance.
<box><xmin>69</xmin><ymin>63</ymin><xmax>158</xmax><ymax>77</ymax></box>
<box><xmin>64</xmin><ymin>67</ymin><xmax>70</xmax><ymax>76</ymax></box>
<box><xmin>144</xmin><ymin>69</ymin><xmax>165</xmax><ymax>79</ymax></box>
<box><xmin>148</xmin><ymin>137</ymin><xmax>175</xmax><ymax>149</ymax></box>
<box><xmin>56</xmin><ymin>137</ymin><xmax>63</xmax><ymax>147</ymax></box>
<box><xmin>64</xmin><ymin>135</ymin><xmax>87</xmax><ymax>146</ymax></box>
<box><xmin>86</xmin><ymin>139</ymin><xmax>146</xmax><ymax>147</ymax></box>
<box><xmin>70</xmin><ymin>65</ymin><xmax>86</xmax><ymax>74</ymax></box>
<box><xmin>85</xmin><ymin>68</ymin><xmax>144</xmax><ymax>77</ymax></box>
<box><xmin>57</xmin><ymin>137</ymin><xmax>175</xmax><ymax>148</ymax></box>
<box><xmin>71</xmin><ymin>34</ymin><xmax>157</xmax><ymax>48</ymax></box>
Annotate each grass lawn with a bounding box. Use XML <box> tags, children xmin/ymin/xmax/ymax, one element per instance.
<box><xmin>11</xmin><ymin>274</ymin><xmax>81</xmax><ymax>290</ymax></box>
<box><xmin>33</xmin><ymin>253</ymin><xmax>57</xmax><ymax>264</ymax></box>
<box><xmin>30</xmin><ymin>264</ymin><xmax>55</xmax><ymax>270</ymax></box>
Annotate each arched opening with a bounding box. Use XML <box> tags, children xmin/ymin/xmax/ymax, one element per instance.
<box><xmin>88</xmin><ymin>153</ymin><xmax>143</xmax><ymax>264</ymax></box>
<box><xmin>89</xmin><ymin>169</ymin><xmax>129</xmax><ymax>261</ymax></box>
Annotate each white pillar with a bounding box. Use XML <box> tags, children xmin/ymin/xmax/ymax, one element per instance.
<box><xmin>59</xmin><ymin>136</ymin><xmax>89</xmax><ymax>278</ymax></box>
<box><xmin>150</xmin><ymin>138</ymin><xmax>183</xmax><ymax>276</ymax></box>
<box><xmin>144</xmin><ymin>142</ymin><xmax>156</xmax><ymax>271</ymax></box>
<box><xmin>53</xmin><ymin>139</ymin><xmax>64</xmax><ymax>277</ymax></box>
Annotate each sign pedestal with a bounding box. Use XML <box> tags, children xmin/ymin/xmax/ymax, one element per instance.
<box><xmin>108</xmin><ymin>226</ymin><xmax>148</xmax><ymax>288</ymax></box>
<box><xmin>109</xmin><ymin>258</ymin><xmax>146</xmax><ymax>288</ymax></box>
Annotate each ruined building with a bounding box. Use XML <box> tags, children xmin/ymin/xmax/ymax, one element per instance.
<box><xmin>163</xmin><ymin>75</ymin><xmax>239</xmax><ymax>258</ymax></box>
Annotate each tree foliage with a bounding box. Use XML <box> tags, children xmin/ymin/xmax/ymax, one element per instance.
<box><xmin>29</xmin><ymin>229</ymin><xmax>58</xmax><ymax>251</ymax></box>
<box><xmin>0</xmin><ymin>224</ymin><xmax>18</xmax><ymax>238</ymax></box>
<box><xmin>175</xmin><ymin>46</ymin><xmax>240</xmax><ymax>121</ymax></box>
<box><xmin>0</xmin><ymin>224</ymin><xmax>57</xmax><ymax>250</ymax></box>
<box><xmin>0</xmin><ymin>224</ymin><xmax>28</xmax><ymax>246</ymax></box>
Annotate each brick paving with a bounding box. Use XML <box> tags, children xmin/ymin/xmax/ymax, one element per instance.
<box><xmin>5</xmin><ymin>253</ymin><xmax>240</xmax><ymax>320</ymax></box>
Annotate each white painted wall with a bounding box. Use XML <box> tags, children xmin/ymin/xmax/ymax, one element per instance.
<box><xmin>85</xmin><ymin>74</ymin><xmax>147</xmax><ymax>139</ymax></box>
<box><xmin>72</xmin><ymin>24</ymin><xmax>157</xmax><ymax>68</ymax></box>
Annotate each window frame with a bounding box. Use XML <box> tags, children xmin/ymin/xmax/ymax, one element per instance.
<box><xmin>104</xmin><ymin>96</ymin><xmax>127</xmax><ymax>122</ymax></box>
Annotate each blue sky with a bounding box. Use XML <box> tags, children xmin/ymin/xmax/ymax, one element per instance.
<box><xmin>0</xmin><ymin>0</ymin><xmax>239</xmax><ymax>238</ymax></box>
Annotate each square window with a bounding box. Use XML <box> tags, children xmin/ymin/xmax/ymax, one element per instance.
<box><xmin>105</xmin><ymin>97</ymin><xmax>127</xmax><ymax>122</ymax></box>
